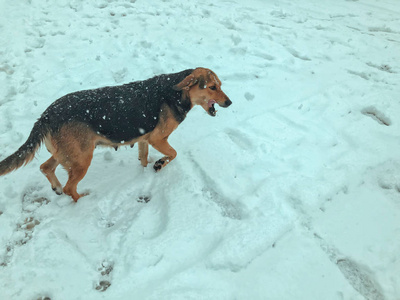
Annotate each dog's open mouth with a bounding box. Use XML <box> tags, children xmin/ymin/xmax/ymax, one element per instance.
<box><xmin>208</xmin><ymin>100</ymin><xmax>217</xmax><ymax>117</ymax></box>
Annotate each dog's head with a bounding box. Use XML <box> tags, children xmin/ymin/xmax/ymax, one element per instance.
<box><xmin>173</xmin><ymin>68</ymin><xmax>232</xmax><ymax>117</ymax></box>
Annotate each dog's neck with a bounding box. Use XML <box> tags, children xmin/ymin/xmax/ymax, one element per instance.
<box><xmin>169</xmin><ymin>91</ymin><xmax>192</xmax><ymax>123</ymax></box>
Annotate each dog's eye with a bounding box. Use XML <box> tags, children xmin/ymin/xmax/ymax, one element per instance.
<box><xmin>209</xmin><ymin>86</ymin><xmax>217</xmax><ymax>91</ymax></box>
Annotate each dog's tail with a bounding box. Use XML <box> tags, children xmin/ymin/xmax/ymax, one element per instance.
<box><xmin>0</xmin><ymin>119</ymin><xmax>49</xmax><ymax>176</ymax></box>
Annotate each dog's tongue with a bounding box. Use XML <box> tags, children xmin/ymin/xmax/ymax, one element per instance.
<box><xmin>208</xmin><ymin>99</ymin><xmax>216</xmax><ymax>107</ymax></box>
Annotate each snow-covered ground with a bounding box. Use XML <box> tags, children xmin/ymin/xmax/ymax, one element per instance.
<box><xmin>1</xmin><ymin>0</ymin><xmax>400</xmax><ymax>299</ymax></box>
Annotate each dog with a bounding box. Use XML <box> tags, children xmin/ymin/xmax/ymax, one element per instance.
<box><xmin>0</xmin><ymin>68</ymin><xmax>232</xmax><ymax>202</ymax></box>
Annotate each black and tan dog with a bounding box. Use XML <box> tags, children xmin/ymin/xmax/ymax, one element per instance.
<box><xmin>0</xmin><ymin>68</ymin><xmax>232</xmax><ymax>201</ymax></box>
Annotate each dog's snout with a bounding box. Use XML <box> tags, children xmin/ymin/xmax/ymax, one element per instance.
<box><xmin>225</xmin><ymin>99</ymin><xmax>232</xmax><ymax>107</ymax></box>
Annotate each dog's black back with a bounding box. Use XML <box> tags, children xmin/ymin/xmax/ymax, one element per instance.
<box><xmin>41</xmin><ymin>69</ymin><xmax>194</xmax><ymax>143</ymax></box>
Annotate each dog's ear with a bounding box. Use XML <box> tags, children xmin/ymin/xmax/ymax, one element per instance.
<box><xmin>198</xmin><ymin>75</ymin><xmax>206</xmax><ymax>89</ymax></box>
<box><xmin>173</xmin><ymin>74</ymin><xmax>197</xmax><ymax>91</ymax></box>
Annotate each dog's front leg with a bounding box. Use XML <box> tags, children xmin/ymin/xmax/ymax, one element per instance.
<box><xmin>149</xmin><ymin>138</ymin><xmax>177</xmax><ymax>172</ymax></box>
<box><xmin>138</xmin><ymin>141</ymin><xmax>149</xmax><ymax>167</ymax></box>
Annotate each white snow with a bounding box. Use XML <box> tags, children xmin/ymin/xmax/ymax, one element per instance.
<box><xmin>1</xmin><ymin>0</ymin><xmax>400</xmax><ymax>299</ymax></box>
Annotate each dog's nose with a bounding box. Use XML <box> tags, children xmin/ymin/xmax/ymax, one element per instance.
<box><xmin>225</xmin><ymin>99</ymin><xmax>232</xmax><ymax>107</ymax></box>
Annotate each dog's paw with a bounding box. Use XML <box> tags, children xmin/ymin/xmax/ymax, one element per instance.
<box><xmin>139</xmin><ymin>158</ymin><xmax>149</xmax><ymax>167</ymax></box>
<box><xmin>153</xmin><ymin>159</ymin><xmax>165</xmax><ymax>172</ymax></box>
<box><xmin>52</xmin><ymin>186</ymin><xmax>63</xmax><ymax>195</ymax></box>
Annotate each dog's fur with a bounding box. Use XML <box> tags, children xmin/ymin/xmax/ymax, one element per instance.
<box><xmin>0</xmin><ymin>68</ymin><xmax>231</xmax><ymax>201</ymax></box>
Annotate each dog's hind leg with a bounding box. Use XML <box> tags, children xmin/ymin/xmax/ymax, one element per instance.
<box><xmin>40</xmin><ymin>156</ymin><xmax>63</xmax><ymax>195</ymax></box>
<box><xmin>62</xmin><ymin>147</ymin><xmax>94</xmax><ymax>202</ymax></box>
<box><xmin>50</xmin><ymin>123</ymin><xmax>96</xmax><ymax>202</ymax></box>
<box><xmin>138</xmin><ymin>141</ymin><xmax>149</xmax><ymax>167</ymax></box>
<box><xmin>62</xmin><ymin>151</ymin><xmax>93</xmax><ymax>202</ymax></box>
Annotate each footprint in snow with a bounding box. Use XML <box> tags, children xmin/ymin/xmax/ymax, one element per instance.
<box><xmin>361</xmin><ymin>106</ymin><xmax>391</xmax><ymax>126</ymax></box>
<box><xmin>285</xmin><ymin>47</ymin><xmax>311</xmax><ymax>61</ymax></box>
<box><xmin>225</xmin><ymin>128</ymin><xmax>253</xmax><ymax>150</ymax></box>
<box><xmin>0</xmin><ymin>186</ymin><xmax>49</xmax><ymax>265</ymax></box>
<box><xmin>314</xmin><ymin>234</ymin><xmax>384</xmax><ymax>300</ymax></box>
<box><xmin>95</xmin><ymin>260</ymin><xmax>114</xmax><ymax>292</ymax></box>
<box><xmin>348</xmin><ymin>70</ymin><xmax>370</xmax><ymax>80</ymax></box>
<box><xmin>137</xmin><ymin>195</ymin><xmax>151</xmax><ymax>203</ymax></box>
<box><xmin>0</xmin><ymin>215</ymin><xmax>42</xmax><ymax>267</ymax></box>
<box><xmin>17</xmin><ymin>217</ymin><xmax>41</xmax><ymax>245</ymax></box>
<box><xmin>373</xmin><ymin>161</ymin><xmax>400</xmax><ymax>192</ymax></box>
<box><xmin>22</xmin><ymin>217</ymin><xmax>41</xmax><ymax>230</ymax></box>
<box><xmin>244</xmin><ymin>92</ymin><xmax>255</xmax><ymax>101</ymax></box>
<box><xmin>0</xmin><ymin>63</ymin><xmax>15</xmax><ymax>75</ymax></box>
<box><xmin>0</xmin><ymin>244</ymin><xmax>13</xmax><ymax>267</ymax></box>
<box><xmin>96</xmin><ymin>281</ymin><xmax>111</xmax><ymax>292</ymax></box>
<box><xmin>336</xmin><ymin>258</ymin><xmax>384</xmax><ymax>300</ymax></box>
<box><xmin>366</xmin><ymin>62</ymin><xmax>395</xmax><ymax>74</ymax></box>
<box><xmin>98</xmin><ymin>217</ymin><xmax>115</xmax><ymax>228</ymax></box>
<box><xmin>22</xmin><ymin>186</ymin><xmax>50</xmax><ymax>213</ymax></box>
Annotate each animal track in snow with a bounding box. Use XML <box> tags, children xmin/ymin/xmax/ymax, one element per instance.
<box><xmin>225</xmin><ymin>128</ymin><xmax>254</xmax><ymax>150</ymax></box>
<box><xmin>95</xmin><ymin>280</ymin><xmax>111</xmax><ymax>292</ymax></box>
<box><xmin>22</xmin><ymin>194</ymin><xmax>50</xmax><ymax>213</ymax></box>
<box><xmin>0</xmin><ymin>63</ymin><xmax>15</xmax><ymax>75</ymax></box>
<box><xmin>285</xmin><ymin>47</ymin><xmax>311</xmax><ymax>61</ymax></box>
<box><xmin>98</xmin><ymin>216</ymin><xmax>115</xmax><ymax>228</ymax></box>
<box><xmin>0</xmin><ymin>244</ymin><xmax>14</xmax><ymax>267</ymax></box>
<box><xmin>220</xmin><ymin>19</ymin><xmax>238</xmax><ymax>31</ymax></box>
<box><xmin>16</xmin><ymin>217</ymin><xmax>41</xmax><ymax>245</ymax></box>
<box><xmin>188</xmin><ymin>152</ymin><xmax>243</xmax><ymax>220</ymax></box>
<box><xmin>361</xmin><ymin>106</ymin><xmax>391</xmax><ymax>126</ymax></box>
<box><xmin>366</xmin><ymin>62</ymin><xmax>396</xmax><ymax>74</ymax></box>
<box><xmin>314</xmin><ymin>233</ymin><xmax>384</xmax><ymax>300</ymax></box>
<box><xmin>0</xmin><ymin>187</ymin><xmax>49</xmax><ymax>266</ymax></box>
<box><xmin>244</xmin><ymin>92</ymin><xmax>255</xmax><ymax>101</ymax></box>
<box><xmin>252</xmin><ymin>50</ymin><xmax>275</xmax><ymax>61</ymax></box>
<box><xmin>287</xmin><ymin>188</ymin><xmax>384</xmax><ymax>300</ymax></box>
<box><xmin>95</xmin><ymin>259</ymin><xmax>114</xmax><ymax>292</ymax></box>
<box><xmin>372</xmin><ymin>160</ymin><xmax>400</xmax><ymax>192</ymax></box>
<box><xmin>347</xmin><ymin>70</ymin><xmax>370</xmax><ymax>80</ymax></box>
<box><xmin>137</xmin><ymin>195</ymin><xmax>151</xmax><ymax>203</ymax></box>
<box><xmin>337</xmin><ymin>258</ymin><xmax>385</xmax><ymax>300</ymax></box>
<box><xmin>230</xmin><ymin>34</ymin><xmax>242</xmax><ymax>46</ymax></box>
<box><xmin>0</xmin><ymin>216</ymin><xmax>42</xmax><ymax>266</ymax></box>
<box><xmin>112</xmin><ymin>67</ymin><xmax>128</xmax><ymax>83</ymax></box>
<box><xmin>202</xmin><ymin>188</ymin><xmax>242</xmax><ymax>220</ymax></box>
<box><xmin>368</xmin><ymin>25</ymin><xmax>396</xmax><ymax>33</ymax></box>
